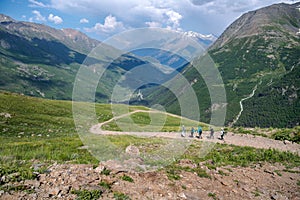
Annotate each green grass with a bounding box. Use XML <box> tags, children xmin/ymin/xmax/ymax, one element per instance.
<box><xmin>218</xmin><ymin>170</ymin><xmax>229</xmax><ymax>176</ymax></box>
<box><xmin>102</xmin><ymin>111</ymin><xmax>208</xmax><ymax>132</ymax></box>
<box><xmin>1</xmin><ymin>91</ymin><xmax>300</xmax><ymax>188</ymax></box>
<box><xmin>166</xmin><ymin>168</ymin><xmax>181</xmax><ymax>180</ymax></box>
<box><xmin>282</xmin><ymin>169</ymin><xmax>300</xmax><ymax>174</ymax></box>
<box><xmin>229</xmin><ymin>126</ymin><xmax>300</xmax><ymax>144</ymax></box>
<box><xmin>208</xmin><ymin>192</ymin><xmax>217</xmax><ymax>200</ymax></box>
<box><xmin>252</xmin><ymin>188</ymin><xmax>261</xmax><ymax>197</ymax></box>
<box><xmin>229</xmin><ymin>127</ymin><xmax>268</xmax><ymax>138</ymax></box>
<box><xmin>0</xmin><ymin>184</ymin><xmax>34</xmax><ymax>193</ymax></box>
<box><xmin>163</xmin><ymin>140</ymin><xmax>300</xmax><ymax>179</ymax></box>
<box><xmin>183</xmin><ymin>141</ymin><xmax>300</xmax><ymax>168</ymax></box>
<box><xmin>101</xmin><ymin>168</ymin><xmax>111</xmax><ymax>176</ymax></box>
<box><xmin>98</xmin><ymin>181</ymin><xmax>112</xmax><ymax>190</ymax></box>
<box><xmin>274</xmin><ymin>170</ymin><xmax>282</xmax><ymax>176</ymax></box>
<box><xmin>165</xmin><ymin>164</ymin><xmax>211</xmax><ymax>181</ymax></box>
<box><xmin>271</xmin><ymin>127</ymin><xmax>300</xmax><ymax>144</ymax></box>
<box><xmin>121</xmin><ymin>175</ymin><xmax>134</xmax><ymax>183</ymax></box>
<box><xmin>113</xmin><ymin>191</ymin><xmax>131</xmax><ymax>200</ymax></box>
<box><xmin>71</xmin><ymin>189</ymin><xmax>102</xmax><ymax>200</ymax></box>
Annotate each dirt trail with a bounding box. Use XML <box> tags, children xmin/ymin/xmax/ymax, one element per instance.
<box><xmin>90</xmin><ymin>110</ymin><xmax>300</xmax><ymax>155</ymax></box>
<box><xmin>230</xmin><ymin>84</ymin><xmax>258</xmax><ymax>127</ymax></box>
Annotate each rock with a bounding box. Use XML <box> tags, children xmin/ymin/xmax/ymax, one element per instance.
<box><xmin>70</xmin><ymin>175</ymin><xmax>77</xmax><ymax>182</ymax></box>
<box><xmin>28</xmin><ymin>193</ymin><xmax>38</xmax><ymax>199</ymax></box>
<box><xmin>283</xmin><ymin>140</ymin><xmax>291</xmax><ymax>145</ymax></box>
<box><xmin>8</xmin><ymin>172</ymin><xmax>20</xmax><ymax>179</ymax></box>
<box><xmin>0</xmin><ymin>175</ymin><xmax>6</xmax><ymax>183</ymax></box>
<box><xmin>24</xmin><ymin>180</ymin><xmax>41</xmax><ymax>188</ymax></box>
<box><xmin>0</xmin><ymin>112</ymin><xmax>11</xmax><ymax>118</ymax></box>
<box><xmin>38</xmin><ymin>173</ymin><xmax>47</xmax><ymax>181</ymax></box>
<box><xmin>232</xmin><ymin>189</ymin><xmax>238</xmax><ymax>194</ymax></box>
<box><xmin>100</xmin><ymin>160</ymin><xmax>125</xmax><ymax>173</ymax></box>
<box><xmin>255</xmin><ymin>163</ymin><xmax>262</xmax><ymax>168</ymax></box>
<box><xmin>221</xmin><ymin>180</ymin><xmax>230</xmax><ymax>186</ymax></box>
<box><xmin>94</xmin><ymin>165</ymin><xmax>105</xmax><ymax>173</ymax></box>
<box><xmin>32</xmin><ymin>163</ymin><xmax>45</xmax><ymax>171</ymax></box>
<box><xmin>48</xmin><ymin>187</ymin><xmax>61</xmax><ymax>196</ymax></box>
<box><xmin>185</xmin><ymin>193</ymin><xmax>203</xmax><ymax>200</ymax></box>
<box><xmin>125</xmin><ymin>145</ymin><xmax>140</xmax><ymax>157</ymax></box>
<box><xmin>242</xmin><ymin>187</ymin><xmax>251</xmax><ymax>192</ymax></box>
<box><xmin>42</xmin><ymin>193</ymin><xmax>51</xmax><ymax>198</ymax></box>
<box><xmin>178</xmin><ymin>192</ymin><xmax>187</xmax><ymax>199</ymax></box>
<box><xmin>77</xmin><ymin>145</ymin><xmax>89</xmax><ymax>150</ymax></box>
<box><xmin>178</xmin><ymin>159</ymin><xmax>197</xmax><ymax>168</ymax></box>
<box><xmin>81</xmin><ymin>185</ymin><xmax>103</xmax><ymax>191</ymax></box>
<box><xmin>264</xmin><ymin>169</ymin><xmax>274</xmax><ymax>175</ymax></box>
<box><xmin>61</xmin><ymin>186</ymin><xmax>71</xmax><ymax>194</ymax></box>
<box><xmin>271</xmin><ymin>192</ymin><xmax>288</xmax><ymax>200</ymax></box>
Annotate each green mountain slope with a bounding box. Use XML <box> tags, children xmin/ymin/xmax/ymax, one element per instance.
<box><xmin>144</xmin><ymin>2</ymin><xmax>300</xmax><ymax>128</ymax></box>
<box><xmin>0</xmin><ymin>14</ymin><xmax>144</xmax><ymax>101</ymax></box>
<box><xmin>210</xmin><ymin>2</ymin><xmax>300</xmax><ymax>127</ymax></box>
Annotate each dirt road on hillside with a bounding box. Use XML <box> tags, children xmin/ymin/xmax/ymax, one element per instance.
<box><xmin>89</xmin><ymin>110</ymin><xmax>300</xmax><ymax>155</ymax></box>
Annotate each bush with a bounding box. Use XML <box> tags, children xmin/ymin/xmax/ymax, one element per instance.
<box><xmin>71</xmin><ymin>189</ymin><xmax>102</xmax><ymax>200</ymax></box>
<box><xmin>113</xmin><ymin>192</ymin><xmax>131</xmax><ymax>200</ymax></box>
<box><xmin>121</xmin><ymin>175</ymin><xmax>134</xmax><ymax>183</ymax></box>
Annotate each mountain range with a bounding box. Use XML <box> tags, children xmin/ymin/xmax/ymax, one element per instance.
<box><xmin>0</xmin><ymin>2</ymin><xmax>299</xmax><ymax>128</ymax></box>
<box><xmin>0</xmin><ymin>14</ymin><xmax>146</xmax><ymax>101</ymax></box>
<box><xmin>142</xmin><ymin>2</ymin><xmax>300</xmax><ymax>128</ymax></box>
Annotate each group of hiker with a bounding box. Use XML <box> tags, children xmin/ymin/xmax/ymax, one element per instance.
<box><xmin>181</xmin><ymin>125</ymin><xmax>226</xmax><ymax>140</ymax></box>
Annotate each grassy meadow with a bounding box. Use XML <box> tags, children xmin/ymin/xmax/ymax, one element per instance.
<box><xmin>0</xmin><ymin>91</ymin><xmax>299</xmax><ymax>188</ymax></box>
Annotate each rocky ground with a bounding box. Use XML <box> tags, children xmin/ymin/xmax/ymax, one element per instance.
<box><xmin>1</xmin><ymin>160</ymin><xmax>299</xmax><ymax>200</ymax></box>
<box><xmin>1</xmin><ymin>113</ymin><xmax>299</xmax><ymax>199</ymax></box>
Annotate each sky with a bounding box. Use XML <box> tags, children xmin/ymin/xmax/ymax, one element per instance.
<box><xmin>0</xmin><ymin>0</ymin><xmax>298</xmax><ymax>41</ymax></box>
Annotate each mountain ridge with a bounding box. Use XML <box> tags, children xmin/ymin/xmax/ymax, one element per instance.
<box><xmin>143</xmin><ymin>2</ymin><xmax>300</xmax><ymax>128</ymax></box>
<box><xmin>0</xmin><ymin>14</ymin><xmax>147</xmax><ymax>101</ymax></box>
<box><xmin>211</xmin><ymin>2</ymin><xmax>300</xmax><ymax>49</ymax></box>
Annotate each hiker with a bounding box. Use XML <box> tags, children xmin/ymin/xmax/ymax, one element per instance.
<box><xmin>181</xmin><ymin>125</ymin><xmax>186</xmax><ymax>137</ymax></box>
<box><xmin>220</xmin><ymin>128</ymin><xmax>225</xmax><ymax>140</ymax></box>
<box><xmin>190</xmin><ymin>127</ymin><xmax>195</xmax><ymax>137</ymax></box>
<box><xmin>198</xmin><ymin>125</ymin><xmax>202</xmax><ymax>139</ymax></box>
<box><xmin>209</xmin><ymin>127</ymin><xmax>214</xmax><ymax>139</ymax></box>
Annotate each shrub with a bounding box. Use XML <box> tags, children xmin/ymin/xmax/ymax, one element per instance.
<box><xmin>121</xmin><ymin>175</ymin><xmax>134</xmax><ymax>183</ymax></box>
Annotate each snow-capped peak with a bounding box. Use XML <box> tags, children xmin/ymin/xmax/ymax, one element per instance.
<box><xmin>184</xmin><ymin>31</ymin><xmax>217</xmax><ymax>42</ymax></box>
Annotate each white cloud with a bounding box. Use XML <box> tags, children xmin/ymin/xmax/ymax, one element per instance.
<box><xmin>85</xmin><ymin>15</ymin><xmax>125</xmax><ymax>34</ymax></box>
<box><xmin>44</xmin><ymin>0</ymin><xmax>297</xmax><ymax>37</ymax></box>
<box><xmin>145</xmin><ymin>21</ymin><xmax>162</xmax><ymax>28</ymax></box>
<box><xmin>48</xmin><ymin>14</ymin><xmax>63</xmax><ymax>24</ymax></box>
<box><xmin>80</xmin><ymin>18</ymin><xmax>89</xmax><ymax>24</ymax></box>
<box><xmin>30</xmin><ymin>10</ymin><xmax>46</xmax><ymax>22</ymax></box>
<box><xmin>188</xmin><ymin>0</ymin><xmax>297</xmax><ymax>14</ymax></box>
<box><xmin>165</xmin><ymin>10</ymin><xmax>182</xmax><ymax>29</ymax></box>
<box><xmin>49</xmin><ymin>0</ymin><xmax>185</xmax><ymax>29</ymax></box>
<box><xmin>28</xmin><ymin>0</ymin><xmax>49</xmax><ymax>8</ymax></box>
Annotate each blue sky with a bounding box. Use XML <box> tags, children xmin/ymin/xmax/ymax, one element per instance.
<box><xmin>0</xmin><ymin>0</ymin><xmax>298</xmax><ymax>41</ymax></box>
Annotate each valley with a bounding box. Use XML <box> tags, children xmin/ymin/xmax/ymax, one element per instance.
<box><xmin>0</xmin><ymin>1</ymin><xmax>300</xmax><ymax>199</ymax></box>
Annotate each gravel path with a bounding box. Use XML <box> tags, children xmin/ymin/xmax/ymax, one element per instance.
<box><xmin>90</xmin><ymin>110</ymin><xmax>300</xmax><ymax>155</ymax></box>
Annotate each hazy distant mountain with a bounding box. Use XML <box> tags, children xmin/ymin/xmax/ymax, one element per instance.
<box><xmin>130</xmin><ymin>31</ymin><xmax>216</xmax><ymax>70</ymax></box>
<box><xmin>144</xmin><ymin>2</ymin><xmax>300</xmax><ymax>128</ymax></box>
